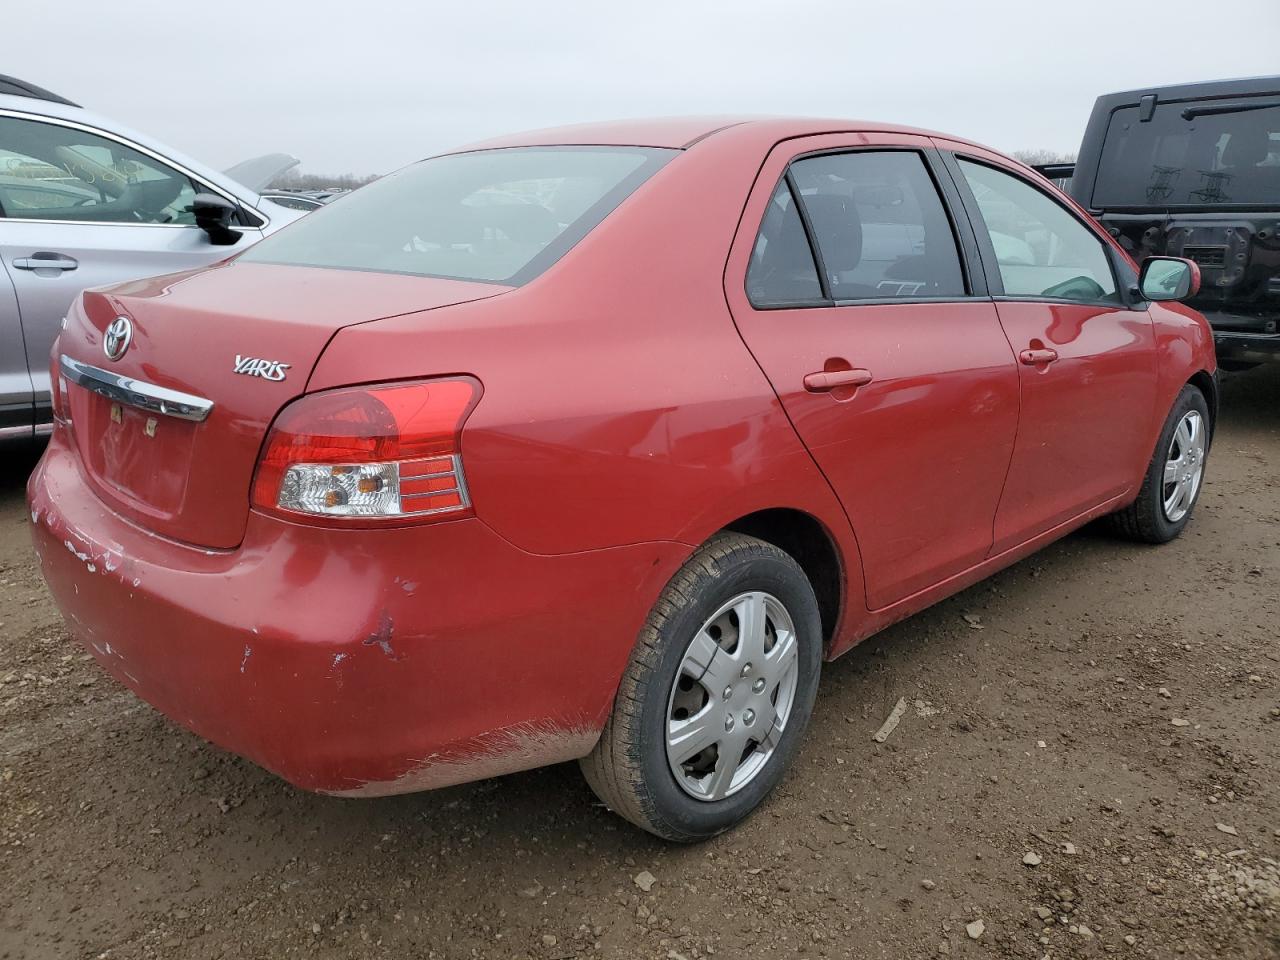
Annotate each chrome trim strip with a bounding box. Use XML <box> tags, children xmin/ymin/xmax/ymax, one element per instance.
<box><xmin>0</xmin><ymin>108</ymin><xmax>269</xmax><ymax>229</ymax></box>
<box><xmin>0</xmin><ymin>424</ymin><xmax>33</xmax><ymax>439</ymax></box>
<box><xmin>34</xmin><ymin>422</ymin><xmax>53</xmax><ymax>436</ymax></box>
<box><xmin>452</xmin><ymin>454</ymin><xmax>472</xmax><ymax>508</ymax></box>
<box><xmin>59</xmin><ymin>355</ymin><xmax>213</xmax><ymax>423</ymax></box>
<box><xmin>401</xmin><ymin>487</ymin><xmax>461</xmax><ymax>500</ymax></box>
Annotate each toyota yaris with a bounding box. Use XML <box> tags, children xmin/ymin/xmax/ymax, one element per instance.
<box><xmin>28</xmin><ymin>117</ymin><xmax>1215</xmax><ymax>841</ymax></box>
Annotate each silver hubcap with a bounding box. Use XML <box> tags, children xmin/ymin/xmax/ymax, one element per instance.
<box><xmin>1162</xmin><ymin>410</ymin><xmax>1206</xmax><ymax>523</ymax></box>
<box><xmin>664</xmin><ymin>592</ymin><xmax>800</xmax><ymax>802</ymax></box>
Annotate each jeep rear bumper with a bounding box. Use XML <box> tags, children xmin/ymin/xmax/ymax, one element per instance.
<box><xmin>1213</xmin><ymin>331</ymin><xmax>1280</xmax><ymax>366</ymax></box>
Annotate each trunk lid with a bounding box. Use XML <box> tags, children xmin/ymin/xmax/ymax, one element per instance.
<box><xmin>60</xmin><ymin>261</ymin><xmax>508</xmax><ymax>549</ymax></box>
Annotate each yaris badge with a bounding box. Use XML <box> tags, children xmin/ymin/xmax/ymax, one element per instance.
<box><xmin>103</xmin><ymin>317</ymin><xmax>132</xmax><ymax>361</ymax></box>
<box><xmin>233</xmin><ymin>355</ymin><xmax>290</xmax><ymax>381</ymax></box>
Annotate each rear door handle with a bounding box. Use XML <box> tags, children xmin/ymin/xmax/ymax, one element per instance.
<box><xmin>1018</xmin><ymin>347</ymin><xmax>1058</xmax><ymax>365</ymax></box>
<box><xmin>803</xmin><ymin>368</ymin><xmax>873</xmax><ymax>392</ymax></box>
<box><xmin>13</xmin><ymin>253</ymin><xmax>79</xmax><ymax>272</ymax></box>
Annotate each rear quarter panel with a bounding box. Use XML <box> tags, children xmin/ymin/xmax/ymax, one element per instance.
<box><xmin>306</xmin><ymin>125</ymin><xmax>864</xmax><ymax>612</ymax></box>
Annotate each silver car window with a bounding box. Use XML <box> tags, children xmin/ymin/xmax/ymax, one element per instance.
<box><xmin>0</xmin><ymin>115</ymin><xmax>198</xmax><ymax>225</ymax></box>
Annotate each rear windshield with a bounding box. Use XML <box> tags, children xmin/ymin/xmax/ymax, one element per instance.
<box><xmin>242</xmin><ymin>146</ymin><xmax>675</xmax><ymax>285</ymax></box>
<box><xmin>1093</xmin><ymin>100</ymin><xmax>1280</xmax><ymax>208</ymax></box>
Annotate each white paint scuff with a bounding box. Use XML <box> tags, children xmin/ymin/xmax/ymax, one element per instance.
<box><xmin>326</xmin><ymin>718</ymin><xmax>599</xmax><ymax>798</ymax></box>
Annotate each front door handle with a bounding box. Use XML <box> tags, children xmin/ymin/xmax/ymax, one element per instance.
<box><xmin>803</xmin><ymin>368</ymin><xmax>873</xmax><ymax>392</ymax></box>
<box><xmin>1018</xmin><ymin>347</ymin><xmax>1059</xmax><ymax>365</ymax></box>
<box><xmin>13</xmin><ymin>253</ymin><xmax>79</xmax><ymax>272</ymax></box>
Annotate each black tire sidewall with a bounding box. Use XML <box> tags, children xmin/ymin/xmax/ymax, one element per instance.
<box><xmin>1144</xmin><ymin>385</ymin><xmax>1211</xmax><ymax>540</ymax></box>
<box><xmin>634</xmin><ymin>549</ymin><xmax>821</xmax><ymax>840</ymax></box>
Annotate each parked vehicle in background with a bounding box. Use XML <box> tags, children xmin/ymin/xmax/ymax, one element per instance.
<box><xmin>28</xmin><ymin>116</ymin><xmax>1215</xmax><ymax>841</ymax></box>
<box><xmin>1032</xmin><ymin>161</ymin><xmax>1075</xmax><ymax>193</ymax></box>
<box><xmin>222</xmin><ymin>152</ymin><xmax>301</xmax><ymax>194</ymax></box>
<box><xmin>259</xmin><ymin>189</ymin><xmax>349</xmax><ymax>211</ymax></box>
<box><xmin>259</xmin><ymin>191</ymin><xmax>327</xmax><ymax>211</ymax></box>
<box><xmin>0</xmin><ymin>75</ymin><xmax>305</xmax><ymax>444</ymax></box>
<box><xmin>1064</xmin><ymin>76</ymin><xmax>1280</xmax><ymax>370</ymax></box>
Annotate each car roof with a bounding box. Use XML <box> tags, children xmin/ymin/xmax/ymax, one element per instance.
<box><xmin>458</xmin><ymin>116</ymin><xmax>985</xmax><ymax>152</ymax></box>
<box><xmin>1095</xmin><ymin>75</ymin><xmax>1280</xmax><ymax>105</ymax></box>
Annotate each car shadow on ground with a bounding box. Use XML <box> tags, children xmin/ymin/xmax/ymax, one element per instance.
<box><xmin>0</xmin><ymin>443</ymin><xmax>40</xmax><ymax>498</ymax></box>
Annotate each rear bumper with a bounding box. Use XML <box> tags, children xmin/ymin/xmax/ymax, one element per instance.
<box><xmin>1212</xmin><ymin>330</ymin><xmax>1280</xmax><ymax>365</ymax></box>
<box><xmin>27</xmin><ymin>429</ymin><xmax>687</xmax><ymax>796</ymax></box>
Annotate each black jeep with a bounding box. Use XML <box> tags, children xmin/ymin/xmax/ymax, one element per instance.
<box><xmin>1065</xmin><ymin>77</ymin><xmax>1280</xmax><ymax>370</ymax></box>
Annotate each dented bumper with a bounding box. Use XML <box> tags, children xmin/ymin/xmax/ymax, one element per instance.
<box><xmin>28</xmin><ymin>429</ymin><xmax>686</xmax><ymax>796</ymax></box>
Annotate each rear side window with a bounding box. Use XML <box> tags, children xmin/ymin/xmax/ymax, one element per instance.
<box><xmin>790</xmin><ymin>151</ymin><xmax>966</xmax><ymax>301</ymax></box>
<box><xmin>242</xmin><ymin>146</ymin><xmax>675</xmax><ymax>285</ymax></box>
<box><xmin>1094</xmin><ymin>101</ymin><xmax>1280</xmax><ymax>207</ymax></box>
<box><xmin>746</xmin><ymin>180</ymin><xmax>822</xmax><ymax>306</ymax></box>
<box><xmin>958</xmin><ymin>159</ymin><xmax>1119</xmax><ymax>304</ymax></box>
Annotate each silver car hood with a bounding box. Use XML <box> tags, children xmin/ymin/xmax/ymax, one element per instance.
<box><xmin>223</xmin><ymin>153</ymin><xmax>301</xmax><ymax>192</ymax></box>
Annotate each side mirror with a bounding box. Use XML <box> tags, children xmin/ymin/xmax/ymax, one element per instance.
<box><xmin>1139</xmin><ymin>256</ymin><xmax>1201</xmax><ymax>302</ymax></box>
<box><xmin>192</xmin><ymin>193</ymin><xmax>243</xmax><ymax>246</ymax></box>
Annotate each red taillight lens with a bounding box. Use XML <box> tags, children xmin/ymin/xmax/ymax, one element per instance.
<box><xmin>251</xmin><ymin>377</ymin><xmax>480</xmax><ymax>525</ymax></box>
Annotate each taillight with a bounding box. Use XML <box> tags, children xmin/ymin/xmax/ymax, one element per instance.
<box><xmin>251</xmin><ymin>377</ymin><xmax>480</xmax><ymax>525</ymax></box>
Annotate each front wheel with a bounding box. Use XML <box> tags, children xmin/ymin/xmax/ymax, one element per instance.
<box><xmin>1109</xmin><ymin>384</ymin><xmax>1210</xmax><ymax>543</ymax></box>
<box><xmin>580</xmin><ymin>533</ymin><xmax>822</xmax><ymax>842</ymax></box>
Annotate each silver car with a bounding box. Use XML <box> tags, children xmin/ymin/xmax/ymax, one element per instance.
<box><xmin>0</xmin><ymin>75</ymin><xmax>304</xmax><ymax>443</ymax></box>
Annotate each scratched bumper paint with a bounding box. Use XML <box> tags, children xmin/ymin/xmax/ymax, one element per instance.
<box><xmin>28</xmin><ymin>429</ymin><xmax>688</xmax><ymax>795</ymax></box>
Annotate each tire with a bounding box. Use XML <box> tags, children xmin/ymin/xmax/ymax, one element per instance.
<box><xmin>581</xmin><ymin>533</ymin><xmax>822</xmax><ymax>842</ymax></box>
<box><xmin>1109</xmin><ymin>384</ymin><xmax>1210</xmax><ymax>544</ymax></box>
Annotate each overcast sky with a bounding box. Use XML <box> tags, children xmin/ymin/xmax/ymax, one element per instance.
<box><xmin>8</xmin><ymin>0</ymin><xmax>1279</xmax><ymax>175</ymax></box>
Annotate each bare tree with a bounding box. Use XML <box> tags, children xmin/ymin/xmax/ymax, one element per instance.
<box><xmin>1011</xmin><ymin>149</ymin><xmax>1077</xmax><ymax>166</ymax></box>
<box><xmin>267</xmin><ymin>170</ymin><xmax>380</xmax><ymax>191</ymax></box>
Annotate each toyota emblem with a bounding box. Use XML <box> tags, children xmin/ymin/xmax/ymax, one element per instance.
<box><xmin>103</xmin><ymin>316</ymin><xmax>133</xmax><ymax>361</ymax></box>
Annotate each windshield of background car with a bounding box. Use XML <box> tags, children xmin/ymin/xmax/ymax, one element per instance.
<box><xmin>241</xmin><ymin>146</ymin><xmax>676</xmax><ymax>284</ymax></box>
<box><xmin>1092</xmin><ymin>100</ymin><xmax>1280</xmax><ymax>208</ymax></box>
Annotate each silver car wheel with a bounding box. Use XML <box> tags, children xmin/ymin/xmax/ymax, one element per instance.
<box><xmin>664</xmin><ymin>591</ymin><xmax>800</xmax><ymax>802</ymax></box>
<box><xmin>1162</xmin><ymin>409</ymin><xmax>1206</xmax><ymax>523</ymax></box>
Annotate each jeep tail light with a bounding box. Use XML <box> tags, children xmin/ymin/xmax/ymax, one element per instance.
<box><xmin>252</xmin><ymin>378</ymin><xmax>480</xmax><ymax>525</ymax></box>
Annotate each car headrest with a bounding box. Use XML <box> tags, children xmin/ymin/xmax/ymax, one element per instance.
<box><xmin>801</xmin><ymin>194</ymin><xmax>862</xmax><ymax>273</ymax></box>
<box><xmin>773</xmin><ymin>198</ymin><xmax>816</xmax><ymax>272</ymax></box>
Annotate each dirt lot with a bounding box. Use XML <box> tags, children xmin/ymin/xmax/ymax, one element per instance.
<box><xmin>1</xmin><ymin>370</ymin><xmax>1277</xmax><ymax>960</ymax></box>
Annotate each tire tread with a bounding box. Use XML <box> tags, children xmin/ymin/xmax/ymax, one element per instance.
<box><xmin>1108</xmin><ymin>383</ymin><xmax>1207</xmax><ymax>544</ymax></box>
<box><xmin>580</xmin><ymin>533</ymin><xmax>802</xmax><ymax>841</ymax></box>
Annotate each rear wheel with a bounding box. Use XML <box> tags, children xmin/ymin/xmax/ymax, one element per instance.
<box><xmin>581</xmin><ymin>533</ymin><xmax>821</xmax><ymax>842</ymax></box>
<box><xmin>1109</xmin><ymin>384</ymin><xmax>1210</xmax><ymax>543</ymax></box>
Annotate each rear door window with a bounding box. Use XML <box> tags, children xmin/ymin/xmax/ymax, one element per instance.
<box><xmin>958</xmin><ymin>159</ymin><xmax>1119</xmax><ymax>304</ymax></box>
<box><xmin>789</xmin><ymin>150</ymin><xmax>966</xmax><ymax>301</ymax></box>
<box><xmin>1093</xmin><ymin>101</ymin><xmax>1280</xmax><ymax>207</ymax></box>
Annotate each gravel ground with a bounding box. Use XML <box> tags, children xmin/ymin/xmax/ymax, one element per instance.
<box><xmin>1</xmin><ymin>369</ymin><xmax>1277</xmax><ymax>960</ymax></box>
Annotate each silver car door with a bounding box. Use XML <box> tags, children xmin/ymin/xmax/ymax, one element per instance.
<box><xmin>0</xmin><ymin>255</ymin><xmax>32</xmax><ymax>440</ymax></box>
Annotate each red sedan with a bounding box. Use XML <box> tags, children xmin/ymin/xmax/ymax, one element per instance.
<box><xmin>28</xmin><ymin>117</ymin><xmax>1215</xmax><ymax>841</ymax></box>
